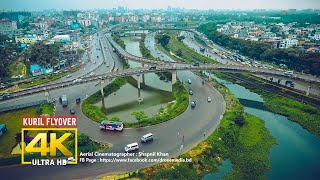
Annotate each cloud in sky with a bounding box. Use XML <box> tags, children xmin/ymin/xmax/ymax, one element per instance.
<box><xmin>1</xmin><ymin>0</ymin><xmax>320</xmax><ymax>11</ymax></box>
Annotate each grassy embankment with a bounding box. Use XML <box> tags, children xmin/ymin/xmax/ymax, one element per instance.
<box><xmin>156</xmin><ymin>31</ymin><xmax>217</xmax><ymax>64</ymax></box>
<box><xmin>112</xmin><ymin>34</ymin><xmax>126</xmax><ymax>49</ymax></box>
<box><xmin>82</xmin><ymin>77</ymin><xmax>189</xmax><ymax>128</ymax></box>
<box><xmin>102</xmin><ymin>78</ymin><xmax>276</xmax><ymax>180</ymax></box>
<box><xmin>0</xmin><ymin>102</ymin><xmax>54</xmax><ymax>158</ymax></box>
<box><xmin>215</xmin><ymin>72</ymin><xmax>320</xmax><ymax>137</ymax></box>
<box><xmin>139</xmin><ymin>34</ymin><xmax>153</xmax><ymax>59</ymax></box>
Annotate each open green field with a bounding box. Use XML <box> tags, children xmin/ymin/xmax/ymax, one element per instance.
<box><xmin>0</xmin><ymin>107</ymin><xmax>38</xmax><ymax>158</ymax></box>
<box><xmin>0</xmin><ymin>102</ymin><xmax>55</xmax><ymax>158</ymax></box>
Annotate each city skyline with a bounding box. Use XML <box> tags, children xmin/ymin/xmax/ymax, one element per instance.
<box><xmin>1</xmin><ymin>0</ymin><xmax>320</xmax><ymax>11</ymax></box>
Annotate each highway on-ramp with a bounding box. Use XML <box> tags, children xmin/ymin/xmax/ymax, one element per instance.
<box><xmin>0</xmin><ymin>31</ymin><xmax>226</xmax><ymax>180</ymax></box>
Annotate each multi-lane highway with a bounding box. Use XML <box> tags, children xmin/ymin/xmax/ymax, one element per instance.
<box><xmin>0</xmin><ymin>29</ymin><xmax>226</xmax><ymax>180</ymax></box>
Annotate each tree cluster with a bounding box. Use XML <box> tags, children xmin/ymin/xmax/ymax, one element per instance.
<box><xmin>155</xmin><ymin>33</ymin><xmax>170</xmax><ymax>48</ymax></box>
<box><xmin>198</xmin><ymin>23</ymin><xmax>320</xmax><ymax>75</ymax></box>
<box><xmin>27</xmin><ymin>42</ymin><xmax>61</xmax><ymax>67</ymax></box>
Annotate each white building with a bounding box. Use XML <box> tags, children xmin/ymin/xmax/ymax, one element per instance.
<box><xmin>309</xmin><ymin>32</ymin><xmax>320</xmax><ymax>40</ymax></box>
<box><xmin>78</xmin><ymin>19</ymin><xmax>91</xmax><ymax>27</ymax></box>
<box><xmin>279</xmin><ymin>39</ymin><xmax>298</xmax><ymax>49</ymax></box>
<box><xmin>0</xmin><ymin>20</ymin><xmax>17</xmax><ymax>37</ymax></box>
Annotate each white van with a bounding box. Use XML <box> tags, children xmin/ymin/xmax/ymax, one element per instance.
<box><xmin>124</xmin><ymin>142</ymin><xmax>139</xmax><ymax>152</ymax></box>
<box><xmin>141</xmin><ymin>133</ymin><xmax>153</xmax><ymax>143</ymax></box>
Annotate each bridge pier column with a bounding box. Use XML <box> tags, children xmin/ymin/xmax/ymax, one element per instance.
<box><xmin>141</xmin><ymin>64</ymin><xmax>145</xmax><ymax>85</ymax></box>
<box><xmin>100</xmin><ymin>81</ymin><xmax>106</xmax><ymax>110</ymax></box>
<box><xmin>137</xmin><ymin>75</ymin><xmax>141</xmax><ymax>100</ymax></box>
<box><xmin>306</xmin><ymin>86</ymin><xmax>311</xmax><ymax>96</ymax></box>
<box><xmin>172</xmin><ymin>71</ymin><xmax>177</xmax><ymax>84</ymax></box>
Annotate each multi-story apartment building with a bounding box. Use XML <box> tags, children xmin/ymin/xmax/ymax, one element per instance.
<box><xmin>0</xmin><ymin>20</ymin><xmax>17</xmax><ymax>37</ymax></box>
<box><xmin>279</xmin><ymin>39</ymin><xmax>298</xmax><ymax>48</ymax></box>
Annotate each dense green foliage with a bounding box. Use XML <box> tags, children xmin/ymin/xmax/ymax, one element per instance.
<box><xmin>26</xmin><ymin>42</ymin><xmax>61</xmax><ymax>67</ymax></box>
<box><xmin>0</xmin><ymin>35</ymin><xmax>17</xmax><ymax>78</ymax></box>
<box><xmin>204</xmin><ymin>12</ymin><xmax>320</xmax><ymax>27</ymax></box>
<box><xmin>112</xmin><ymin>34</ymin><xmax>126</xmax><ymax>49</ymax></box>
<box><xmin>130</xmin><ymin>79</ymin><xmax>275</xmax><ymax>180</ymax></box>
<box><xmin>124</xmin><ymin>81</ymin><xmax>189</xmax><ymax>128</ymax></box>
<box><xmin>157</xmin><ymin>31</ymin><xmax>217</xmax><ymax>64</ymax></box>
<box><xmin>82</xmin><ymin>77</ymin><xmax>127</xmax><ymax>123</ymax></box>
<box><xmin>248</xmin><ymin>88</ymin><xmax>320</xmax><ymax>137</ymax></box>
<box><xmin>38</xmin><ymin>102</ymin><xmax>55</xmax><ymax>115</ymax></box>
<box><xmin>139</xmin><ymin>34</ymin><xmax>153</xmax><ymax>59</ymax></box>
<box><xmin>216</xmin><ymin>72</ymin><xmax>320</xmax><ymax>137</ymax></box>
<box><xmin>155</xmin><ymin>33</ymin><xmax>171</xmax><ymax>48</ymax></box>
<box><xmin>82</xmin><ymin>101</ymin><xmax>107</xmax><ymax>123</ymax></box>
<box><xmin>197</xmin><ymin>23</ymin><xmax>320</xmax><ymax>75</ymax></box>
<box><xmin>131</xmin><ymin>111</ymin><xmax>149</xmax><ymax>121</ymax></box>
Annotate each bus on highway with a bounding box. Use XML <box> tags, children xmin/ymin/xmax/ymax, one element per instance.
<box><xmin>100</xmin><ymin>121</ymin><xmax>123</xmax><ymax>131</ymax></box>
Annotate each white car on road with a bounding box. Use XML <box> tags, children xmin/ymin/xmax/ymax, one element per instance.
<box><xmin>207</xmin><ymin>97</ymin><xmax>212</xmax><ymax>102</ymax></box>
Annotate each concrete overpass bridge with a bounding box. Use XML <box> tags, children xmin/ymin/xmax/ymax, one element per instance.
<box><xmin>2</xmin><ymin>63</ymin><xmax>320</xmax><ymax>102</ymax></box>
<box><xmin>105</xmin><ymin>33</ymin><xmax>320</xmax><ymax>84</ymax></box>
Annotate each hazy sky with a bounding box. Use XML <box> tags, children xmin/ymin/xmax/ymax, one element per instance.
<box><xmin>1</xmin><ymin>0</ymin><xmax>320</xmax><ymax>11</ymax></box>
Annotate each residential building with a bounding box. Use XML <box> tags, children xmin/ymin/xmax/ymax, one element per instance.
<box><xmin>78</xmin><ymin>19</ymin><xmax>91</xmax><ymax>27</ymax></box>
<box><xmin>279</xmin><ymin>39</ymin><xmax>298</xmax><ymax>48</ymax></box>
<box><xmin>0</xmin><ymin>20</ymin><xmax>17</xmax><ymax>37</ymax></box>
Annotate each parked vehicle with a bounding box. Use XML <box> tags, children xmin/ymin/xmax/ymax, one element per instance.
<box><xmin>76</xmin><ymin>98</ymin><xmax>81</xmax><ymax>104</ymax></box>
<box><xmin>191</xmin><ymin>100</ymin><xmax>196</xmax><ymax>108</ymax></box>
<box><xmin>189</xmin><ymin>90</ymin><xmax>193</xmax><ymax>95</ymax></box>
<box><xmin>100</xmin><ymin>121</ymin><xmax>123</xmax><ymax>131</ymax></box>
<box><xmin>207</xmin><ymin>97</ymin><xmax>212</xmax><ymax>102</ymax></box>
<box><xmin>61</xmin><ymin>95</ymin><xmax>68</xmax><ymax>107</ymax></box>
<box><xmin>141</xmin><ymin>133</ymin><xmax>153</xmax><ymax>143</ymax></box>
<box><xmin>124</xmin><ymin>142</ymin><xmax>139</xmax><ymax>152</ymax></box>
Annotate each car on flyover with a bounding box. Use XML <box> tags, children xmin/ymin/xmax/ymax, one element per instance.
<box><xmin>100</xmin><ymin>121</ymin><xmax>123</xmax><ymax>131</ymax></box>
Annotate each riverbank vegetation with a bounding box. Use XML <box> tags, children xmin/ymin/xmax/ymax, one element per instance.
<box><xmin>156</xmin><ymin>31</ymin><xmax>217</xmax><ymax>64</ymax></box>
<box><xmin>139</xmin><ymin>34</ymin><xmax>153</xmax><ymax>59</ymax></box>
<box><xmin>114</xmin><ymin>78</ymin><xmax>276</xmax><ymax>179</ymax></box>
<box><xmin>112</xmin><ymin>34</ymin><xmax>126</xmax><ymax>49</ymax></box>
<box><xmin>215</xmin><ymin>72</ymin><xmax>320</xmax><ymax>137</ymax></box>
<box><xmin>256</xmin><ymin>89</ymin><xmax>320</xmax><ymax>137</ymax></box>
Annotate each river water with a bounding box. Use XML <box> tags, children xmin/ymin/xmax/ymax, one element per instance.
<box><xmin>204</xmin><ymin>74</ymin><xmax>320</xmax><ymax>179</ymax></box>
<box><xmin>96</xmin><ymin>36</ymin><xmax>174</xmax><ymax>122</ymax></box>
<box><xmin>115</xmin><ymin>36</ymin><xmax>320</xmax><ymax>178</ymax></box>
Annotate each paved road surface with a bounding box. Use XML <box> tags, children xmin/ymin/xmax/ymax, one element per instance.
<box><xmin>0</xmin><ymin>32</ymin><xmax>226</xmax><ymax>180</ymax></box>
